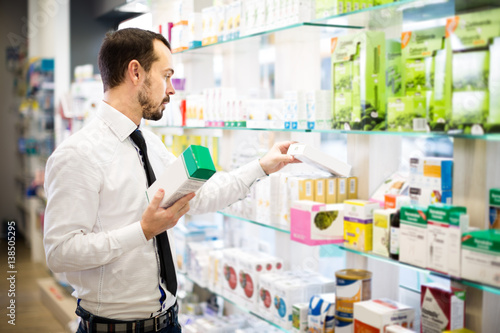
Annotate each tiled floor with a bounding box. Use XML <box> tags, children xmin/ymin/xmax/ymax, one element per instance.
<box><xmin>0</xmin><ymin>236</ymin><xmax>67</xmax><ymax>332</ymax></box>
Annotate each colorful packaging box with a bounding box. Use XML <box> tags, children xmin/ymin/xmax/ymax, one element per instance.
<box><xmin>399</xmin><ymin>206</ymin><xmax>428</xmax><ymax>267</ymax></box>
<box><xmin>398</xmin><ymin>26</ymin><xmax>448</xmax><ymax>132</ymax></box>
<box><xmin>353</xmin><ymin>298</ymin><xmax>415</xmax><ymax>332</ymax></box>
<box><xmin>291</xmin><ymin>201</ymin><xmax>344</xmax><ymax>245</ymax></box>
<box><xmin>343</xmin><ymin>200</ymin><xmax>379</xmax><ymax>251</ymax></box>
<box><xmin>461</xmin><ymin>229</ymin><xmax>500</xmax><ymax>287</ymax></box>
<box><xmin>308</xmin><ymin>293</ymin><xmax>336</xmax><ymax>333</ymax></box>
<box><xmin>446</xmin><ymin>9</ymin><xmax>500</xmax><ymax>134</ymax></box>
<box><xmin>421</xmin><ymin>283</ymin><xmax>465</xmax><ymax>333</ymax></box>
<box><xmin>489</xmin><ymin>188</ymin><xmax>500</xmax><ymax>229</ymax></box>
<box><xmin>331</xmin><ymin>31</ymin><xmax>386</xmax><ymax>131</ymax></box>
<box><xmin>147</xmin><ymin>145</ymin><xmax>216</xmax><ymax>208</ymax></box>
<box><xmin>386</xmin><ymin>39</ymin><xmax>403</xmax><ymax>99</ymax></box>
<box><xmin>426</xmin><ymin>204</ymin><xmax>467</xmax><ymax>275</ymax></box>
<box><xmin>408</xmin><ymin>157</ymin><xmax>453</xmax><ymax>207</ymax></box>
<box><xmin>372</xmin><ymin>209</ymin><xmax>396</xmax><ymax>257</ymax></box>
<box><xmin>292</xmin><ymin>302</ymin><xmax>309</xmax><ymax>333</ymax></box>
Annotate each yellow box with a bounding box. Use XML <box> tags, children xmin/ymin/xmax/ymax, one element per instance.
<box><xmin>296</xmin><ymin>178</ymin><xmax>315</xmax><ymax>201</ymax></box>
<box><xmin>315</xmin><ymin>178</ymin><xmax>327</xmax><ymax>203</ymax></box>
<box><xmin>326</xmin><ymin>178</ymin><xmax>338</xmax><ymax>203</ymax></box>
<box><xmin>347</xmin><ymin>176</ymin><xmax>358</xmax><ymax>199</ymax></box>
<box><xmin>344</xmin><ymin>218</ymin><xmax>373</xmax><ymax>251</ymax></box>
<box><xmin>337</xmin><ymin>178</ymin><xmax>348</xmax><ymax>203</ymax></box>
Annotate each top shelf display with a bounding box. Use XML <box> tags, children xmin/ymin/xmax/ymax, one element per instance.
<box><xmin>172</xmin><ymin>0</ymin><xmax>500</xmax><ymax>55</ymax></box>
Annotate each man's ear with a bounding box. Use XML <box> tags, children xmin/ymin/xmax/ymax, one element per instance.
<box><xmin>127</xmin><ymin>60</ymin><xmax>141</xmax><ymax>86</ymax></box>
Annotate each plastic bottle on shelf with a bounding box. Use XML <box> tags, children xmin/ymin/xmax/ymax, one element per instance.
<box><xmin>389</xmin><ymin>196</ymin><xmax>411</xmax><ymax>260</ymax></box>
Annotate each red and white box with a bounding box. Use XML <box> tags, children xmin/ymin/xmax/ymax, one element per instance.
<box><xmin>353</xmin><ymin>298</ymin><xmax>415</xmax><ymax>332</ymax></box>
<box><xmin>420</xmin><ymin>283</ymin><xmax>465</xmax><ymax>333</ymax></box>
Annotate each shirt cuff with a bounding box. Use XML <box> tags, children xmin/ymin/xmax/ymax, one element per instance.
<box><xmin>115</xmin><ymin>221</ymin><xmax>149</xmax><ymax>252</ymax></box>
<box><xmin>233</xmin><ymin>159</ymin><xmax>267</xmax><ymax>188</ymax></box>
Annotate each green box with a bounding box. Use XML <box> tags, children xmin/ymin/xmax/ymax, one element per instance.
<box><xmin>490</xmin><ymin>188</ymin><xmax>500</xmax><ymax>229</ymax></box>
<box><xmin>315</xmin><ymin>0</ymin><xmax>337</xmax><ymax>18</ymax></box>
<box><xmin>402</xmin><ymin>27</ymin><xmax>448</xmax><ymax>132</ymax></box>
<box><xmin>331</xmin><ymin>31</ymin><xmax>386</xmax><ymax>131</ymax></box>
<box><xmin>447</xmin><ymin>9</ymin><xmax>500</xmax><ymax>134</ymax></box>
<box><xmin>386</xmin><ymin>39</ymin><xmax>403</xmax><ymax>98</ymax></box>
<box><xmin>387</xmin><ymin>95</ymin><xmax>427</xmax><ymax>132</ymax></box>
<box><xmin>373</xmin><ymin>0</ymin><xmax>395</xmax><ymax>6</ymax></box>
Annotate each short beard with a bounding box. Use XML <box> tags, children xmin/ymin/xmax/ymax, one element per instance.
<box><xmin>138</xmin><ymin>76</ymin><xmax>169</xmax><ymax>121</ymax></box>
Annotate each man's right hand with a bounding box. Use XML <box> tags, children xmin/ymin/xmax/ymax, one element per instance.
<box><xmin>140</xmin><ymin>189</ymin><xmax>195</xmax><ymax>240</ymax></box>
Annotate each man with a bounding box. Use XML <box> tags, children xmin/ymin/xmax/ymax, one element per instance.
<box><xmin>43</xmin><ymin>28</ymin><xmax>297</xmax><ymax>333</ymax></box>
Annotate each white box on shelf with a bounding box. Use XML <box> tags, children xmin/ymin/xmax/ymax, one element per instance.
<box><xmin>287</xmin><ymin>143</ymin><xmax>351</xmax><ymax>177</ymax></box>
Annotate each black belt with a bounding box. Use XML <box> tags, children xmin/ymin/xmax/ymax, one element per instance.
<box><xmin>76</xmin><ymin>302</ymin><xmax>178</xmax><ymax>333</ymax></box>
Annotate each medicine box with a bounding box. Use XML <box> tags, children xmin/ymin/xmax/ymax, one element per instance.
<box><xmin>489</xmin><ymin>188</ymin><xmax>500</xmax><ymax>229</ymax></box>
<box><xmin>287</xmin><ymin>143</ymin><xmax>352</xmax><ymax>177</ymax></box>
<box><xmin>147</xmin><ymin>145</ymin><xmax>216</xmax><ymax>208</ymax></box>
<box><xmin>308</xmin><ymin>293</ymin><xmax>336</xmax><ymax>333</ymax></box>
<box><xmin>343</xmin><ymin>200</ymin><xmax>379</xmax><ymax>251</ymax></box>
<box><xmin>372</xmin><ymin>209</ymin><xmax>396</xmax><ymax>257</ymax></box>
<box><xmin>292</xmin><ymin>302</ymin><xmax>309</xmax><ymax>333</ymax></box>
<box><xmin>461</xmin><ymin>229</ymin><xmax>500</xmax><ymax>287</ymax></box>
<box><xmin>331</xmin><ymin>31</ymin><xmax>386</xmax><ymax>131</ymax></box>
<box><xmin>291</xmin><ymin>201</ymin><xmax>344</xmax><ymax>245</ymax></box>
<box><xmin>446</xmin><ymin>9</ymin><xmax>500</xmax><ymax>134</ymax></box>
<box><xmin>353</xmin><ymin>298</ymin><xmax>415</xmax><ymax>332</ymax></box>
<box><xmin>408</xmin><ymin>157</ymin><xmax>453</xmax><ymax>207</ymax></box>
<box><xmin>399</xmin><ymin>206</ymin><xmax>428</xmax><ymax>267</ymax></box>
<box><xmin>426</xmin><ymin>204</ymin><xmax>466</xmax><ymax>274</ymax></box>
<box><xmin>421</xmin><ymin>283</ymin><xmax>465</xmax><ymax>333</ymax></box>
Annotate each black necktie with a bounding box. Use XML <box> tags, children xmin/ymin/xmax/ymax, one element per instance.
<box><xmin>130</xmin><ymin>129</ymin><xmax>177</xmax><ymax>297</ymax></box>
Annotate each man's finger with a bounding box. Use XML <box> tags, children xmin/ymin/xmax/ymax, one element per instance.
<box><xmin>168</xmin><ymin>192</ymin><xmax>195</xmax><ymax>213</ymax></box>
<box><xmin>149</xmin><ymin>189</ymin><xmax>165</xmax><ymax>210</ymax></box>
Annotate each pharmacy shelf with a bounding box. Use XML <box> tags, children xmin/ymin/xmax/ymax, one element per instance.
<box><xmin>218</xmin><ymin>211</ymin><xmax>290</xmax><ymax>234</ymax></box>
<box><xmin>161</xmin><ymin>125</ymin><xmax>500</xmax><ymax>141</ymax></box>
<box><xmin>179</xmin><ymin>272</ymin><xmax>289</xmax><ymax>332</ymax></box>
<box><xmin>217</xmin><ymin>212</ymin><xmax>500</xmax><ymax>295</ymax></box>
<box><xmin>172</xmin><ymin>0</ymin><xmax>500</xmax><ymax>57</ymax></box>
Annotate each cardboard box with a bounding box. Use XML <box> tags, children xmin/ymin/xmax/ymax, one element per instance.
<box><xmin>287</xmin><ymin>143</ymin><xmax>352</xmax><ymax>177</ymax></box>
<box><xmin>347</xmin><ymin>176</ymin><xmax>358</xmax><ymax>199</ymax></box>
<box><xmin>308</xmin><ymin>293</ymin><xmax>336</xmax><ymax>333</ymax></box>
<box><xmin>401</xmin><ymin>27</ymin><xmax>447</xmax><ymax>132</ymax></box>
<box><xmin>489</xmin><ymin>188</ymin><xmax>500</xmax><ymax>229</ymax></box>
<box><xmin>387</xmin><ymin>95</ymin><xmax>428</xmax><ymax>132</ymax></box>
<box><xmin>372</xmin><ymin>209</ymin><xmax>396</xmax><ymax>257</ymax></box>
<box><xmin>446</xmin><ymin>9</ymin><xmax>500</xmax><ymax>134</ymax></box>
<box><xmin>38</xmin><ymin>278</ymin><xmax>77</xmax><ymax>331</ymax></box>
<box><xmin>326</xmin><ymin>178</ymin><xmax>338</xmax><ymax>203</ymax></box>
<box><xmin>386</xmin><ymin>325</ymin><xmax>415</xmax><ymax>333</ymax></box>
<box><xmin>421</xmin><ymin>283</ymin><xmax>465</xmax><ymax>333</ymax></box>
<box><xmin>426</xmin><ymin>204</ymin><xmax>466</xmax><ymax>274</ymax></box>
<box><xmin>315</xmin><ymin>178</ymin><xmax>327</xmax><ymax>203</ymax></box>
<box><xmin>344</xmin><ymin>200</ymin><xmax>379</xmax><ymax>251</ymax></box>
<box><xmin>408</xmin><ymin>157</ymin><xmax>453</xmax><ymax>207</ymax></box>
<box><xmin>461</xmin><ymin>229</ymin><xmax>500</xmax><ymax>287</ymax></box>
<box><xmin>292</xmin><ymin>302</ymin><xmax>309</xmax><ymax>333</ymax></box>
<box><xmin>147</xmin><ymin>145</ymin><xmax>216</xmax><ymax>208</ymax></box>
<box><xmin>338</xmin><ymin>178</ymin><xmax>348</xmax><ymax>203</ymax></box>
<box><xmin>291</xmin><ymin>201</ymin><xmax>344</xmax><ymax>245</ymax></box>
<box><xmin>331</xmin><ymin>31</ymin><xmax>386</xmax><ymax>131</ymax></box>
<box><xmin>386</xmin><ymin>39</ymin><xmax>403</xmax><ymax>99</ymax></box>
<box><xmin>399</xmin><ymin>206</ymin><xmax>428</xmax><ymax>267</ymax></box>
<box><xmin>353</xmin><ymin>298</ymin><xmax>415</xmax><ymax>332</ymax></box>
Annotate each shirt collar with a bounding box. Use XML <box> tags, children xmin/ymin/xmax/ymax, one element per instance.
<box><xmin>96</xmin><ymin>101</ymin><xmax>139</xmax><ymax>141</ymax></box>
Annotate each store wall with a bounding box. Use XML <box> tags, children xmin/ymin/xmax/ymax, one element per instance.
<box><xmin>0</xmin><ymin>0</ymin><xmax>28</xmax><ymax>224</ymax></box>
<box><xmin>70</xmin><ymin>0</ymin><xmax>115</xmax><ymax>80</ymax></box>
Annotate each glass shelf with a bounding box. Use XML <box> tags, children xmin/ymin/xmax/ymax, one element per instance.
<box><xmin>215</xmin><ymin>212</ymin><xmax>500</xmax><ymax>295</ymax></box>
<box><xmin>179</xmin><ymin>272</ymin><xmax>289</xmax><ymax>332</ymax></box>
<box><xmin>218</xmin><ymin>211</ymin><xmax>290</xmax><ymax>234</ymax></box>
<box><xmin>172</xmin><ymin>0</ymin><xmax>500</xmax><ymax>57</ymax></box>
<box><xmin>158</xmin><ymin>125</ymin><xmax>500</xmax><ymax>141</ymax></box>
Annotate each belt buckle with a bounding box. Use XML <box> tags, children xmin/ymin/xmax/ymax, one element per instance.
<box><xmin>154</xmin><ymin>312</ymin><xmax>165</xmax><ymax>332</ymax></box>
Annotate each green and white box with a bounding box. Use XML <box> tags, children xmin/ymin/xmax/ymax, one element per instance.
<box><xmin>386</xmin><ymin>39</ymin><xmax>403</xmax><ymax>99</ymax></box>
<box><xmin>446</xmin><ymin>9</ymin><xmax>500</xmax><ymax>134</ymax></box>
<box><xmin>490</xmin><ymin>188</ymin><xmax>500</xmax><ymax>229</ymax></box>
<box><xmin>426</xmin><ymin>204</ymin><xmax>466</xmax><ymax>275</ymax></box>
<box><xmin>387</xmin><ymin>95</ymin><xmax>427</xmax><ymax>132</ymax></box>
<box><xmin>331</xmin><ymin>31</ymin><xmax>386</xmax><ymax>131</ymax></box>
<box><xmin>401</xmin><ymin>27</ymin><xmax>448</xmax><ymax>132</ymax></box>
<box><xmin>373</xmin><ymin>208</ymin><xmax>396</xmax><ymax>257</ymax></box>
<box><xmin>147</xmin><ymin>145</ymin><xmax>216</xmax><ymax>208</ymax></box>
<box><xmin>400</xmin><ymin>206</ymin><xmax>428</xmax><ymax>268</ymax></box>
<box><xmin>461</xmin><ymin>229</ymin><xmax>500</xmax><ymax>287</ymax></box>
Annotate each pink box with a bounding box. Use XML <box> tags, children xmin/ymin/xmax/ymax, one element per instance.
<box><xmin>290</xmin><ymin>201</ymin><xmax>344</xmax><ymax>246</ymax></box>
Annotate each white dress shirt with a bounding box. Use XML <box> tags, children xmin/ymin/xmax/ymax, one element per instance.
<box><xmin>43</xmin><ymin>102</ymin><xmax>266</xmax><ymax>320</ymax></box>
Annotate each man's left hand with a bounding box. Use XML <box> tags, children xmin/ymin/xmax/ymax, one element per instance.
<box><xmin>259</xmin><ymin>141</ymin><xmax>301</xmax><ymax>175</ymax></box>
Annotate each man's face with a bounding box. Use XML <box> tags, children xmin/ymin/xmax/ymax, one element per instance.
<box><xmin>138</xmin><ymin>40</ymin><xmax>175</xmax><ymax>121</ymax></box>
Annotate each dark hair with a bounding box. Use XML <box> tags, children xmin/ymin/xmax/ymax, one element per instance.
<box><xmin>98</xmin><ymin>28</ymin><xmax>171</xmax><ymax>92</ymax></box>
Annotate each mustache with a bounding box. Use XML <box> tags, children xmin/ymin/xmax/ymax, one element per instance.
<box><xmin>162</xmin><ymin>96</ymin><xmax>170</xmax><ymax>104</ymax></box>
